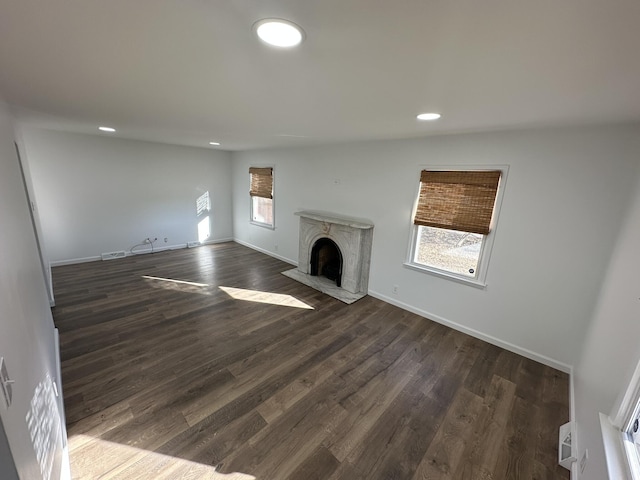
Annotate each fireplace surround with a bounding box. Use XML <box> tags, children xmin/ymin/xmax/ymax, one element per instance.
<box><xmin>282</xmin><ymin>211</ymin><xmax>374</xmax><ymax>304</ymax></box>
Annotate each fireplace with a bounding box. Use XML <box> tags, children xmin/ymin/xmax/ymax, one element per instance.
<box><xmin>310</xmin><ymin>238</ymin><xmax>342</xmax><ymax>287</ymax></box>
<box><xmin>282</xmin><ymin>211</ymin><xmax>373</xmax><ymax>304</ymax></box>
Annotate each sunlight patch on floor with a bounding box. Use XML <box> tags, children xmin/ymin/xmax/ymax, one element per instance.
<box><xmin>143</xmin><ymin>275</ymin><xmax>209</xmax><ymax>287</ymax></box>
<box><xmin>69</xmin><ymin>434</ymin><xmax>255</xmax><ymax>480</ymax></box>
<box><xmin>142</xmin><ymin>275</ymin><xmax>212</xmax><ymax>295</ymax></box>
<box><xmin>219</xmin><ymin>286</ymin><xmax>314</xmax><ymax>309</ymax></box>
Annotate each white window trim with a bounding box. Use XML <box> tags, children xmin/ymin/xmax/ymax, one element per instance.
<box><xmin>404</xmin><ymin>164</ymin><xmax>509</xmax><ymax>288</ymax></box>
<box><xmin>603</xmin><ymin>359</ymin><xmax>640</xmax><ymax>479</ymax></box>
<box><xmin>249</xmin><ymin>166</ymin><xmax>275</xmax><ymax>230</ymax></box>
<box><xmin>600</xmin><ymin>413</ymin><xmax>634</xmax><ymax>479</ymax></box>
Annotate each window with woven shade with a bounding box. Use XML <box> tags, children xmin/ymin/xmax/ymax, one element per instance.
<box><xmin>407</xmin><ymin>167</ymin><xmax>506</xmax><ymax>285</ymax></box>
<box><xmin>249</xmin><ymin>167</ymin><xmax>274</xmax><ymax>228</ymax></box>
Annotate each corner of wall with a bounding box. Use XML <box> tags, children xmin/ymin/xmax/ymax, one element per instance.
<box><xmin>570</xmin><ymin>367</ymin><xmax>579</xmax><ymax>479</ymax></box>
<box><xmin>233</xmin><ymin>238</ymin><xmax>297</xmax><ymax>266</ymax></box>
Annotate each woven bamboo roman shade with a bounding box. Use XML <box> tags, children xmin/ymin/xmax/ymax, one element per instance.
<box><xmin>249</xmin><ymin>167</ymin><xmax>273</xmax><ymax>199</ymax></box>
<box><xmin>414</xmin><ymin>170</ymin><xmax>501</xmax><ymax>235</ymax></box>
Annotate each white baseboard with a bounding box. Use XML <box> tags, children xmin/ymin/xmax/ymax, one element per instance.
<box><xmin>50</xmin><ymin>255</ymin><xmax>101</xmax><ymax>267</ymax></box>
<box><xmin>49</xmin><ymin>238</ymin><xmax>235</xmax><ymax>266</ymax></box>
<box><xmin>368</xmin><ymin>289</ymin><xmax>573</xmax><ymax>374</ymax></box>
<box><xmin>204</xmin><ymin>237</ymin><xmax>234</xmax><ymax>245</ymax></box>
<box><xmin>60</xmin><ymin>446</ymin><xmax>71</xmax><ymax>480</ymax></box>
<box><xmin>132</xmin><ymin>238</ymin><xmax>234</xmax><ymax>254</ymax></box>
<box><xmin>50</xmin><ymin>238</ymin><xmax>572</xmax><ymax>377</ymax></box>
<box><xmin>233</xmin><ymin>238</ymin><xmax>297</xmax><ymax>266</ymax></box>
<box><xmin>233</xmin><ymin>238</ymin><xmax>572</xmax><ymax>374</ymax></box>
<box><xmin>129</xmin><ymin>243</ymin><xmax>186</xmax><ymax>255</ymax></box>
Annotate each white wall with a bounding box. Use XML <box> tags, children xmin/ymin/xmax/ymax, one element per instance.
<box><xmin>0</xmin><ymin>421</ymin><xmax>19</xmax><ymax>480</ymax></box>
<box><xmin>13</xmin><ymin>125</ymin><xmax>55</xmax><ymax>304</ymax></box>
<box><xmin>573</xmin><ymin>164</ymin><xmax>640</xmax><ymax>479</ymax></box>
<box><xmin>22</xmin><ymin>128</ymin><xmax>233</xmax><ymax>263</ymax></box>
<box><xmin>0</xmin><ymin>101</ymin><xmax>64</xmax><ymax>478</ymax></box>
<box><xmin>232</xmin><ymin>124</ymin><xmax>640</xmax><ymax>370</ymax></box>
<box><xmin>16</xmin><ymin>121</ymin><xmax>640</xmax><ymax>478</ymax></box>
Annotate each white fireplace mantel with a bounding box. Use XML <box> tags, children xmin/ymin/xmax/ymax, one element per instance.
<box><xmin>294</xmin><ymin>211</ymin><xmax>374</xmax><ymax>230</ymax></box>
<box><xmin>283</xmin><ymin>210</ymin><xmax>374</xmax><ymax>304</ymax></box>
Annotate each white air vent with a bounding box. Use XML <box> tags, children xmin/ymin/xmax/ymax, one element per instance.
<box><xmin>101</xmin><ymin>251</ymin><xmax>126</xmax><ymax>261</ymax></box>
<box><xmin>187</xmin><ymin>241</ymin><xmax>201</xmax><ymax>248</ymax></box>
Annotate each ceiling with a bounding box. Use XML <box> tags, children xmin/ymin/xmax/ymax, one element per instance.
<box><xmin>1</xmin><ymin>0</ymin><xmax>639</xmax><ymax>151</ymax></box>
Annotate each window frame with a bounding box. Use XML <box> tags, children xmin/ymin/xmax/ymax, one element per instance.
<box><xmin>606</xmin><ymin>360</ymin><xmax>640</xmax><ymax>479</ymax></box>
<box><xmin>404</xmin><ymin>165</ymin><xmax>508</xmax><ymax>288</ymax></box>
<box><xmin>249</xmin><ymin>166</ymin><xmax>275</xmax><ymax>229</ymax></box>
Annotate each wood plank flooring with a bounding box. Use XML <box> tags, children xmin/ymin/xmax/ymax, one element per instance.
<box><xmin>52</xmin><ymin>242</ymin><xmax>570</xmax><ymax>480</ymax></box>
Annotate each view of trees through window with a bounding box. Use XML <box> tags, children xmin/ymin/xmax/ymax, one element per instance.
<box><xmin>252</xmin><ymin>196</ymin><xmax>273</xmax><ymax>226</ymax></box>
<box><xmin>413</xmin><ymin>225</ymin><xmax>483</xmax><ymax>277</ymax></box>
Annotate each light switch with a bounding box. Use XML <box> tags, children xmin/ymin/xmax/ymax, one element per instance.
<box><xmin>0</xmin><ymin>357</ymin><xmax>15</xmax><ymax>408</ymax></box>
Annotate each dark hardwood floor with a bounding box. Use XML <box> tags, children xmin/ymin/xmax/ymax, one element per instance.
<box><xmin>52</xmin><ymin>242</ymin><xmax>570</xmax><ymax>479</ymax></box>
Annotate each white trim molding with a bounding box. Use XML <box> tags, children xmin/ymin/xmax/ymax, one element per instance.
<box><xmin>602</xmin><ymin>355</ymin><xmax>640</xmax><ymax>480</ymax></box>
<box><xmin>233</xmin><ymin>238</ymin><xmax>297</xmax><ymax>266</ymax></box>
<box><xmin>49</xmin><ymin>237</ymin><xmax>236</xmax><ymax>267</ymax></box>
<box><xmin>50</xmin><ymin>255</ymin><xmax>102</xmax><ymax>267</ymax></box>
<box><xmin>368</xmin><ymin>289</ymin><xmax>572</xmax><ymax>374</ymax></box>
<box><xmin>601</xmin><ymin>413</ymin><xmax>633</xmax><ymax>479</ymax></box>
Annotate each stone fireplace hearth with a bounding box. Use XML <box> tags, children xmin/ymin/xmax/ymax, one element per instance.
<box><xmin>282</xmin><ymin>211</ymin><xmax>373</xmax><ymax>304</ymax></box>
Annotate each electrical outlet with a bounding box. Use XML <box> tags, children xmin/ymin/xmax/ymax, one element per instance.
<box><xmin>164</xmin><ymin>237</ymin><xmax>168</xmax><ymax>243</ymax></box>
<box><xmin>580</xmin><ymin>449</ymin><xmax>588</xmax><ymax>473</ymax></box>
<box><xmin>153</xmin><ymin>237</ymin><xmax>157</xmax><ymax>242</ymax></box>
<box><xmin>393</xmin><ymin>285</ymin><xmax>399</xmax><ymax>295</ymax></box>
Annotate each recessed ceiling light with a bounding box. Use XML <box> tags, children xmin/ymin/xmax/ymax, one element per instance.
<box><xmin>253</xmin><ymin>19</ymin><xmax>305</xmax><ymax>48</ymax></box>
<box><xmin>416</xmin><ymin>113</ymin><xmax>441</xmax><ymax>121</ymax></box>
<box><xmin>98</xmin><ymin>126</ymin><xmax>116</xmax><ymax>132</ymax></box>
<box><xmin>209</xmin><ymin>141</ymin><xmax>221</xmax><ymax>146</ymax></box>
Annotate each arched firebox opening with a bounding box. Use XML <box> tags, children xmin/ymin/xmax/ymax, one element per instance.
<box><xmin>310</xmin><ymin>238</ymin><xmax>343</xmax><ymax>287</ymax></box>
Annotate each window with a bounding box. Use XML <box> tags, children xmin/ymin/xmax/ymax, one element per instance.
<box><xmin>249</xmin><ymin>167</ymin><xmax>274</xmax><ymax>228</ymax></box>
<box><xmin>606</xmin><ymin>364</ymin><xmax>640</xmax><ymax>479</ymax></box>
<box><xmin>406</xmin><ymin>168</ymin><xmax>505</xmax><ymax>286</ymax></box>
<box><xmin>623</xmin><ymin>403</ymin><xmax>640</xmax><ymax>478</ymax></box>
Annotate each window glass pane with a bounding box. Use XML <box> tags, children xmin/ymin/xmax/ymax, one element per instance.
<box><xmin>414</xmin><ymin>225</ymin><xmax>483</xmax><ymax>277</ymax></box>
<box><xmin>252</xmin><ymin>196</ymin><xmax>273</xmax><ymax>226</ymax></box>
